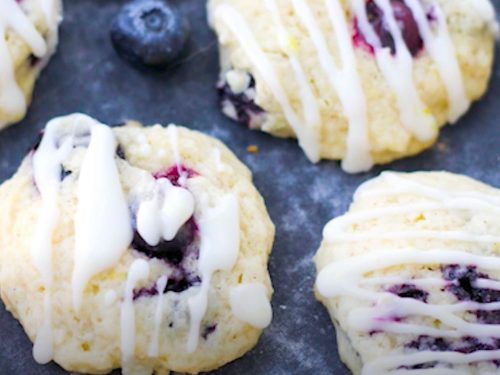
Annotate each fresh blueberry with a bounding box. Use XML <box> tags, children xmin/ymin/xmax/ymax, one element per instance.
<box><xmin>388</xmin><ymin>283</ymin><xmax>429</xmax><ymax>302</ymax></box>
<box><xmin>217</xmin><ymin>74</ymin><xmax>265</xmax><ymax>128</ymax></box>
<box><xmin>354</xmin><ymin>0</ymin><xmax>423</xmax><ymax>57</ymax></box>
<box><xmin>110</xmin><ymin>0</ymin><xmax>190</xmax><ymax>68</ymax></box>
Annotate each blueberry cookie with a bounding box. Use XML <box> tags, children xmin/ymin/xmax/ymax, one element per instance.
<box><xmin>208</xmin><ymin>0</ymin><xmax>497</xmax><ymax>173</ymax></box>
<box><xmin>314</xmin><ymin>171</ymin><xmax>500</xmax><ymax>374</ymax></box>
<box><xmin>0</xmin><ymin>0</ymin><xmax>62</xmax><ymax>130</ymax></box>
<box><xmin>0</xmin><ymin>114</ymin><xmax>274</xmax><ymax>374</ymax></box>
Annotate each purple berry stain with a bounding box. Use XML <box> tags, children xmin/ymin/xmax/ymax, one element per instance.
<box><xmin>353</xmin><ymin>0</ymin><xmax>423</xmax><ymax>57</ymax></box>
<box><xmin>371</xmin><ymin>284</ymin><xmax>428</xmax><ymax>332</ymax></box>
<box><xmin>154</xmin><ymin>164</ymin><xmax>198</xmax><ymax>186</ymax></box>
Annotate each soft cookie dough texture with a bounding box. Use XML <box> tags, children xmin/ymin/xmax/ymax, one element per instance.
<box><xmin>315</xmin><ymin>172</ymin><xmax>500</xmax><ymax>374</ymax></box>
<box><xmin>0</xmin><ymin>0</ymin><xmax>62</xmax><ymax>130</ymax></box>
<box><xmin>0</xmin><ymin>114</ymin><xmax>275</xmax><ymax>374</ymax></box>
<box><xmin>209</xmin><ymin>0</ymin><xmax>497</xmax><ymax>172</ymax></box>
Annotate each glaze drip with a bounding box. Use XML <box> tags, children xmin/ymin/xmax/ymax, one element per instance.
<box><xmin>187</xmin><ymin>194</ymin><xmax>240</xmax><ymax>352</ymax></box>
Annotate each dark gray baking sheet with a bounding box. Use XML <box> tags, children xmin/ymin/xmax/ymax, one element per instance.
<box><xmin>0</xmin><ymin>1</ymin><xmax>499</xmax><ymax>374</ymax></box>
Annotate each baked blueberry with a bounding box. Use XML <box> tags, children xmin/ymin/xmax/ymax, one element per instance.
<box><xmin>407</xmin><ymin>335</ymin><xmax>451</xmax><ymax>352</ymax></box>
<box><xmin>217</xmin><ymin>74</ymin><xmax>265</xmax><ymax>128</ymax></box>
<box><xmin>110</xmin><ymin>0</ymin><xmax>190</xmax><ymax>68</ymax></box>
<box><xmin>132</xmin><ymin>218</ymin><xmax>197</xmax><ymax>265</ymax></box>
<box><xmin>442</xmin><ymin>265</ymin><xmax>500</xmax><ymax>324</ymax></box>
<box><xmin>441</xmin><ymin>265</ymin><xmax>498</xmax><ymax>303</ymax></box>
<box><xmin>133</xmin><ymin>272</ymin><xmax>201</xmax><ymax>299</ymax></box>
<box><xmin>356</xmin><ymin>0</ymin><xmax>423</xmax><ymax>56</ymax></box>
<box><xmin>116</xmin><ymin>145</ymin><xmax>127</xmax><ymax>160</ymax></box>
<box><xmin>387</xmin><ymin>283</ymin><xmax>429</xmax><ymax>302</ymax></box>
<box><xmin>202</xmin><ymin>324</ymin><xmax>217</xmax><ymax>340</ymax></box>
<box><xmin>28</xmin><ymin>54</ymin><xmax>41</xmax><ymax>67</ymax></box>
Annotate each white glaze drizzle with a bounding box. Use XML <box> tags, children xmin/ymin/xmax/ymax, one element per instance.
<box><xmin>0</xmin><ymin>0</ymin><xmax>47</xmax><ymax>122</ymax></box>
<box><xmin>317</xmin><ymin>172</ymin><xmax>500</xmax><ymax>372</ymax></box>
<box><xmin>136</xmin><ymin>178</ymin><xmax>195</xmax><ymax>245</ymax></box>
<box><xmin>215</xmin><ymin>4</ymin><xmax>321</xmax><ymax>163</ymax></box>
<box><xmin>121</xmin><ymin>259</ymin><xmax>150</xmax><ymax>375</ymax></box>
<box><xmin>466</xmin><ymin>0</ymin><xmax>499</xmax><ymax>35</ymax></box>
<box><xmin>31</xmin><ymin>114</ymin><xmax>132</xmax><ymax>363</ymax></box>
<box><xmin>230</xmin><ymin>283</ymin><xmax>272</xmax><ymax>328</ymax></box>
<box><xmin>36</xmin><ymin>0</ymin><xmax>61</xmax><ymax>71</ymax></box>
<box><xmin>187</xmin><ymin>194</ymin><xmax>240</xmax><ymax>352</ymax></box>
<box><xmin>31</xmin><ymin>114</ymin><xmax>91</xmax><ymax>363</ymax></box>
<box><xmin>104</xmin><ymin>290</ymin><xmax>117</xmax><ymax>307</ymax></box>
<box><xmin>72</xmin><ymin>121</ymin><xmax>133</xmax><ymax>313</ymax></box>
<box><xmin>325</xmin><ymin>172</ymin><xmax>500</xmax><ymax>242</ymax></box>
<box><xmin>167</xmin><ymin>125</ymin><xmax>190</xmax><ymax>186</ymax></box>
<box><xmin>39</xmin><ymin>0</ymin><xmax>57</xmax><ymax>24</ymax></box>
<box><xmin>214</xmin><ymin>0</ymin><xmax>479</xmax><ymax>172</ymax></box>
<box><xmin>226</xmin><ymin>70</ymin><xmax>251</xmax><ymax>95</ymax></box>
<box><xmin>212</xmin><ymin>148</ymin><xmax>226</xmax><ymax>172</ymax></box>
<box><xmin>404</xmin><ymin>0</ymin><xmax>469</xmax><ymax>123</ymax></box>
<box><xmin>148</xmin><ymin>275</ymin><xmax>168</xmax><ymax>357</ymax></box>
<box><xmin>291</xmin><ymin>0</ymin><xmax>373</xmax><ymax>172</ymax></box>
<box><xmin>264</xmin><ymin>0</ymin><xmax>321</xmax><ymax>132</ymax></box>
<box><xmin>352</xmin><ymin>0</ymin><xmax>436</xmax><ymax>141</ymax></box>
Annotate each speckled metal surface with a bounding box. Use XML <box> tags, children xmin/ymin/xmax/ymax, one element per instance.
<box><xmin>0</xmin><ymin>1</ymin><xmax>498</xmax><ymax>374</ymax></box>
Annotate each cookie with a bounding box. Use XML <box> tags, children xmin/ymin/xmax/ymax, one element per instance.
<box><xmin>208</xmin><ymin>0</ymin><xmax>497</xmax><ymax>173</ymax></box>
<box><xmin>0</xmin><ymin>113</ymin><xmax>275</xmax><ymax>374</ymax></box>
<box><xmin>314</xmin><ymin>171</ymin><xmax>500</xmax><ymax>374</ymax></box>
<box><xmin>0</xmin><ymin>0</ymin><xmax>62</xmax><ymax>130</ymax></box>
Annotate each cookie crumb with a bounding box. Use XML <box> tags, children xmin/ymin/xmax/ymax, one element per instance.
<box><xmin>247</xmin><ymin>145</ymin><xmax>259</xmax><ymax>153</ymax></box>
<box><xmin>436</xmin><ymin>142</ymin><xmax>448</xmax><ymax>153</ymax></box>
